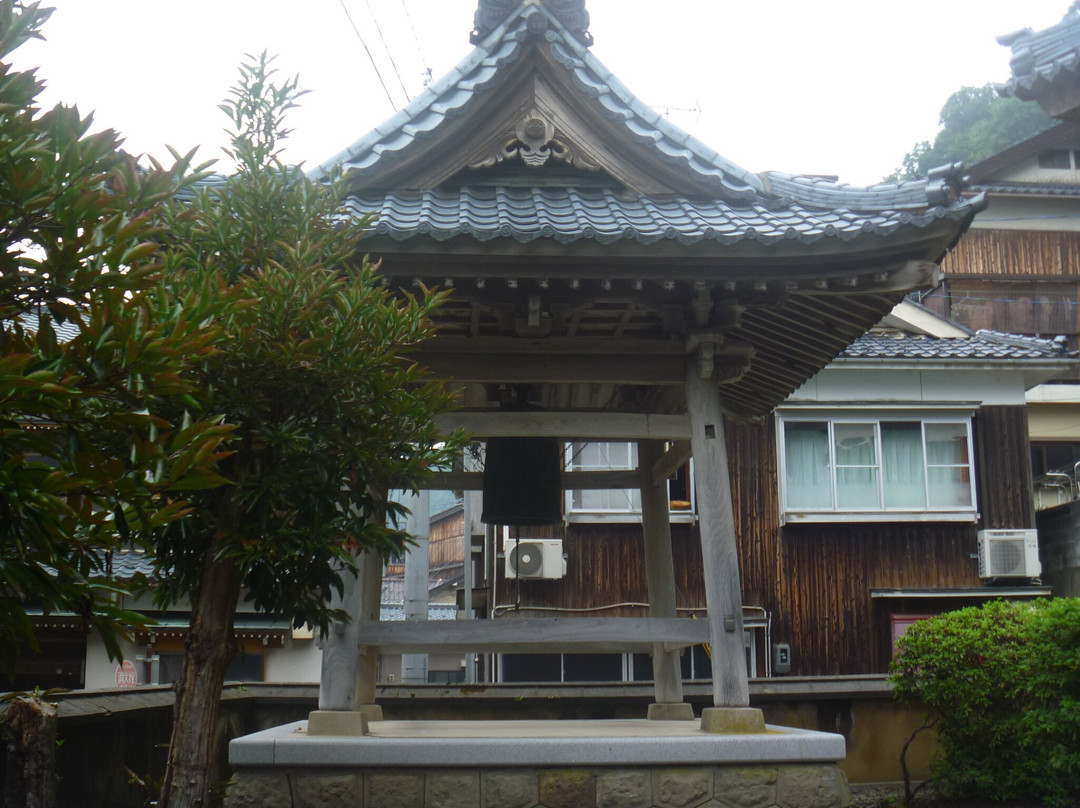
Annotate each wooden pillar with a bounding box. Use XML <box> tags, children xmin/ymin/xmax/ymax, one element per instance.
<box><xmin>684</xmin><ymin>357</ymin><xmax>765</xmax><ymax>733</ymax></box>
<box><xmin>402</xmin><ymin>490</ymin><xmax>431</xmax><ymax>684</ymax></box>
<box><xmin>638</xmin><ymin>440</ymin><xmax>693</xmax><ymax>720</ymax></box>
<box><xmin>309</xmin><ymin>496</ymin><xmax>387</xmax><ymax>735</ymax></box>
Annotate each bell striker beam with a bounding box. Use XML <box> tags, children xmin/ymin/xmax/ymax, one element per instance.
<box><xmin>638</xmin><ymin>440</ymin><xmax>693</xmax><ymax>720</ymax></box>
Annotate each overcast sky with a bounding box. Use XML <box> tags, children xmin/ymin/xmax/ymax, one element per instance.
<box><xmin>12</xmin><ymin>0</ymin><xmax>1070</xmax><ymax>185</ymax></box>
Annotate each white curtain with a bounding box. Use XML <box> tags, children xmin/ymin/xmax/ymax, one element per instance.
<box><xmin>784</xmin><ymin>423</ymin><xmax>831</xmax><ymax>509</ymax></box>
<box><xmin>881</xmin><ymin>422</ymin><xmax>926</xmax><ymax>509</ymax></box>
<box><xmin>925</xmin><ymin>423</ymin><xmax>972</xmax><ymax>508</ymax></box>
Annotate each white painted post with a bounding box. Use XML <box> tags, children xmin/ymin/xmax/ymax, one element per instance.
<box><xmin>402</xmin><ymin>489</ymin><xmax>431</xmax><ymax>685</ymax></box>
<box><xmin>638</xmin><ymin>440</ymin><xmax>693</xmax><ymax>720</ymax></box>
<box><xmin>684</xmin><ymin>357</ymin><xmax>764</xmax><ymax>732</ymax></box>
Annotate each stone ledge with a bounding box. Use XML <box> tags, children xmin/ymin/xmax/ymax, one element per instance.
<box><xmin>230</xmin><ymin>719</ymin><xmax>845</xmax><ymax>768</ymax></box>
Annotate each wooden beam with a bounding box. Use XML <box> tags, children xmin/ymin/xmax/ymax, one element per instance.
<box><xmin>418</xmin><ymin>353</ymin><xmax>685</xmax><ymax>384</ymax></box>
<box><xmin>352</xmin><ymin>617</ymin><xmax>710</xmax><ymax>654</ymax></box>
<box><xmin>435</xmin><ymin>411</ymin><xmax>691</xmax><ymax>440</ymax></box>
<box><xmin>650</xmin><ymin>440</ymin><xmax>693</xmax><ymax>487</ymax></box>
<box><xmin>417</xmin><ymin>470</ymin><xmax>643</xmax><ymax>491</ymax></box>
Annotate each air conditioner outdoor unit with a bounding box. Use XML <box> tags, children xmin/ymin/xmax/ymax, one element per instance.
<box><xmin>503</xmin><ymin>538</ymin><xmax>566</xmax><ymax>580</ymax></box>
<box><xmin>977</xmin><ymin>529</ymin><xmax>1041</xmax><ymax>579</ymax></box>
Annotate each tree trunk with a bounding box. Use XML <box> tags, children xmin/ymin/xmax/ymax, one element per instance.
<box><xmin>1</xmin><ymin>696</ymin><xmax>58</xmax><ymax>808</ymax></box>
<box><xmin>157</xmin><ymin>538</ymin><xmax>242</xmax><ymax>808</ymax></box>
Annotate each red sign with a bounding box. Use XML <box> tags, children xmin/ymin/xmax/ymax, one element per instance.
<box><xmin>115</xmin><ymin>660</ymin><xmax>137</xmax><ymax>688</ymax></box>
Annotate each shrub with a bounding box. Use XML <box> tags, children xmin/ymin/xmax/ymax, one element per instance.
<box><xmin>889</xmin><ymin>599</ymin><xmax>1080</xmax><ymax>805</ymax></box>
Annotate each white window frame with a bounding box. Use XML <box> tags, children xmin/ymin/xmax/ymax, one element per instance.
<box><xmin>563</xmin><ymin>441</ymin><xmax>696</xmax><ymax>524</ymax></box>
<box><xmin>777</xmin><ymin>408</ymin><xmax>979</xmax><ymax>524</ymax></box>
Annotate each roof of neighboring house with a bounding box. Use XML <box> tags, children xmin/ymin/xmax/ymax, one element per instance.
<box><xmin>972</xmin><ymin>181</ymin><xmax>1080</xmax><ymax>196</ymax></box>
<box><xmin>840</xmin><ymin>329</ymin><xmax>1069</xmax><ymax>362</ymax></box>
<box><xmin>998</xmin><ymin>10</ymin><xmax>1080</xmax><ymax>103</ymax></box>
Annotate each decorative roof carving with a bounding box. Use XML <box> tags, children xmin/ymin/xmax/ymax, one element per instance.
<box><xmin>468</xmin><ymin>112</ymin><xmax>601</xmax><ymax>171</ymax></box>
<box><xmin>472</xmin><ymin>0</ymin><xmax>592</xmax><ymax>46</ymax></box>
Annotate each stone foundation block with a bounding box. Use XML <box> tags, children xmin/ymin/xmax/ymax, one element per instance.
<box><xmin>481</xmin><ymin>770</ymin><xmax>538</xmax><ymax>808</ymax></box>
<box><xmin>654</xmin><ymin>768</ymin><xmax>712</xmax><ymax>807</ymax></box>
<box><xmin>539</xmin><ymin>769</ymin><xmax>595</xmax><ymax>808</ymax></box>
<box><xmin>427</xmin><ymin>772</ymin><xmax>480</xmax><ymax>808</ymax></box>
<box><xmin>293</xmin><ymin>771</ymin><xmax>362</xmax><ymax>808</ymax></box>
<box><xmin>596</xmin><ymin>770</ymin><xmax>652</xmax><ymax>808</ymax></box>
<box><xmin>223</xmin><ymin>770</ymin><xmax>292</xmax><ymax>808</ymax></box>
<box><xmin>775</xmin><ymin>765</ymin><xmax>851</xmax><ymax>808</ymax></box>
<box><xmin>366</xmin><ymin>772</ymin><xmax>425</xmax><ymax>808</ymax></box>
<box><xmin>713</xmin><ymin>766</ymin><xmax>777</xmax><ymax>808</ymax></box>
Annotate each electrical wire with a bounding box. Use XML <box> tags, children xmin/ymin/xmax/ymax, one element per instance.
<box><xmin>337</xmin><ymin>0</ymin><xmax>399</xmax><ymax>113</ymax></box>
<box><xmin>399</xmin><ymin>0</ymin><xmax>433</xmax><ymax>87</ymax></box>
<box><xmin>362</xmin><ymin>0</ymin><xmax>411</xmax><ymax>103</ymax></box>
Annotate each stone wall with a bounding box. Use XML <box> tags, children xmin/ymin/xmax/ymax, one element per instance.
<box><xmin>225</xmin><ymin>763</ymin><xmax>851</xmax><ymax>808</ymax></box>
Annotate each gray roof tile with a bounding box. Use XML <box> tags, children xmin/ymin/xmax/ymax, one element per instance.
<box><xmin>343</xmin><ymin>186</ymin><xmax>977</xmax><ymax>247</ymax></box>
<box><xmin>840</xmin><ymin>330</ymin><xmax>1068</xmax><ymax>361</ymax></box>
<box><xmin>998</xmin><ymin>11</ymin><xmax>1080</xmax><ymax>100</ymax></box>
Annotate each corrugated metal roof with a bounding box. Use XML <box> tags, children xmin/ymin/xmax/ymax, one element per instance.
<box><xmin>343</xmin><ymin>186</ymin><xmax>976</xmax><ymax>248</ymax></box>
<box><xmin>840</xmin><ymin>330</ymin><xmax>1068</xmax><ymax>361</ymax></box>
<box><xmin>998</xmin><ymin>11</ymin><xmax>1080</xmax><ymax>101</ymax></box>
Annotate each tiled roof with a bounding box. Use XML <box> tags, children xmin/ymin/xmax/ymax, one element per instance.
<box><xmin>998</xmin><ymin>11</ymin><xmax>1080</xmax><ymax>101</ymax></box>
<box><xmin>840</xmin><ymin>330</ymin><xmax>1069</xmax><ymax>361</ymax></box>
<box><xmin>109</xmin><ymin>550</ymin><xmax>155</xmax><ymax>579</ymax></box>
<box><xmin>311</xmin><ymin>1</ymin><xmax>758</xmax><ymax>202</ymax></box>
<box><xmin>9</xmin><ymin>310</ymin><xmax>82</xmax><ymax>342</ymax></box>
<box><xmin>344</xmin><ymin>186</ymin><xmax>978</xmax><ymax>248</ymax></box>
<box><xmin>317</xmin><ymin>0</ymin><xmax>979</xmax><ymax>244</ymax></box>
<box><xmin>971</xmin><ymin>181</ymin><xmax>1080</xmax><ymax>196</ymax></box>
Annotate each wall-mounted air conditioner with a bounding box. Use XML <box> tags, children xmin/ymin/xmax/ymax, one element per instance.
<box><xmin>503</xmin><ymin>538</ymin><xmax>566</xmax><ymax>580</ymax></box>
<box><xmin>977</xmin><ymin>529</ymin><xmax>1041</xmax><ymax>579</ymax></box>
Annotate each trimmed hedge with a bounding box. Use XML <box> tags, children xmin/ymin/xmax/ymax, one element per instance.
<box><xmin>889</xmin><ymin>599</ymin><xmax>1080</xmax><ymax>805</ymax></box>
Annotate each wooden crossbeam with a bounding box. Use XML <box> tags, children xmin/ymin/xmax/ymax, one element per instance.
<box><xmin>434</xmin><ymin>411</ymin><xmax>691</xmax><ymax>440</ymax></box>
<box><xmin>353</xmin><ymin>617</ymin><xmax>711</xmax><ymax>654</ymax></box>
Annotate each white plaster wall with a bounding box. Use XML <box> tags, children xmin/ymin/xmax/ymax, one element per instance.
<box><xmin>789</xmin><ymin>367</ymin><xmax>1028</xmax><ymax>406</ymax></box>
<box><xmin>971</xmin><ymin>196</ymin><xmax>1080</xmax><ymax>232</ymax></box>
<box><xmin>1028</xmin><ymin>403</ymin><xmax>1080</xmax><ymax>441</ymax></box>
<box><xmin>264</xmin><ymin>636</ymin><xmax>321</xmax><ymax>683</ymax></box>
<box><xmin>83</xmin><ymin>629</ymin><xmax>145</xmax><ymax>689</ymax></box>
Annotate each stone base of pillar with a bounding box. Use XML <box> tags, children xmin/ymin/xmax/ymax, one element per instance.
<box><xmin>700</xmin><ymin>707</ymin><xmax>766</xmax><ymax>734</ymax></box>
<box><xmin>646</xmin><ymin>703</ymin><xmax>695</xmax><ymax>721</ymax></box>
<box><xmin>306</xmin><ymin>710</ymin><xmax>370</xmax><ymax>737</ymax></box>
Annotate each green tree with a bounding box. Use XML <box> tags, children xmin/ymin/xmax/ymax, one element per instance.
<box><xmin>890</xmin><ymin>599</ymin><xmax>1080</xmax><ymax>806</ymax></box>
<box><xmin>152</xmin><ymin>55</ymin><xmax>462</xmax><ymax>808</ymax></box>
<box><xmin>0</xmin><ymin>1</ymin><xmax>229</xmax><ymax>664</ymax></box>
<box><xmin>891</xmin><ymin>84</ymin><xmax>1054</xmax><ymax>180</ymax></box>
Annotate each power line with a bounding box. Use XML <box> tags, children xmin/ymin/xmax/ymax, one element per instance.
<box><xmin>337</xmin><ymin>0</ymin><xmax>398</xmax><ymax>113</ymax></box>
<box><xmin>399</xmin><ymin>0</ymin><xmax>434</xmax><ymax>88</ymax></box>
<box><xmin>362</xmin><ymin>0</ymin><xmax>411</xmax><ymax>104</ymax></box>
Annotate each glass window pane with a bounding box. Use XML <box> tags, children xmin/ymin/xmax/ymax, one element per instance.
<box><xmin>784</xmin><ymin>422</ymin><xmax>831</xmax><ymax>509</ymax></box>
<box><xmin>568</xmin><ymin>442</ymin><xmax>639</xmax><ymax>512</ymax></box>
<box><xmin>836</xmin><ymin>467</ymin><xmax>879</xmax><ymax>508</ymax></box>
<box><xmin>927</xmin><ymin>467</ymin><xmax>973</xmax><ymax>508</ymax></box>
<box><xmin>563</xmin><ymin>653</ymin><xmax>623</xmax><ymax>682</ymax></box>
<box><xmin>881</xmin><ymin>422</ymin><xmax>926</xmax><ymax>509</ymax></box>
<box><xmin>834</xmin><ymin>424</ymin><xmax>878</xmax><ymax>508</ymax></box>
<box><xmin>925</xmin><ymin>423</ymin><xmax>969</xmax><ymax>465</ymax></box>
<box><xmin>502</xmin><ymin>654</ymin><xmax>561</xmax><ymax>682</ymax></box>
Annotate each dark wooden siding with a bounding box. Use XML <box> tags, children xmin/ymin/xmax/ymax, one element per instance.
<box><xmin>941</xmin><ymin>228</ymin><xmax>1080</xmax><ymax>278</ymax></box>
<box><xmin>493</xmin><ymin>406</ymin><xmax>1035</xmax><ymax>676</ymax></box>
<box><xmin>975</xmin><ymin>406</ymin><xmax>1035</xmax><ymax>530</ymax></box>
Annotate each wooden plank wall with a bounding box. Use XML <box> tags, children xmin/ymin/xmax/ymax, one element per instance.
<box><xmin>941</xmin><ymin>228</ymin><xmax>1080</xmax><ymax>278</ymax></box>
<box><xmin>493</xmin><ymin>407</ymin><xmax>1034</xmax><ymax>675</ymax></box>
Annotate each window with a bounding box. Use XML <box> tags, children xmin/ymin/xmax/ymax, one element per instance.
<box><xmin>1038</xmin><ymin>148</ymin><xmax>1073</xmax><ymax>169</ymax></box>
<box><xmin>779</xmin><ymin>414</ymin><xmax>976</xmax><ymax>522</ymax></box>
<box><xmin>564</xmin><ymin>442</ymin><xmax>695</xmax><ymax>523</ymax></box>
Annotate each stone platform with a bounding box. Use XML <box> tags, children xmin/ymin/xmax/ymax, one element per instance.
<box><xmin>225</xmin><ymin>719</ymin><xmax>851</xmax><ymax>807</ymax></box>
